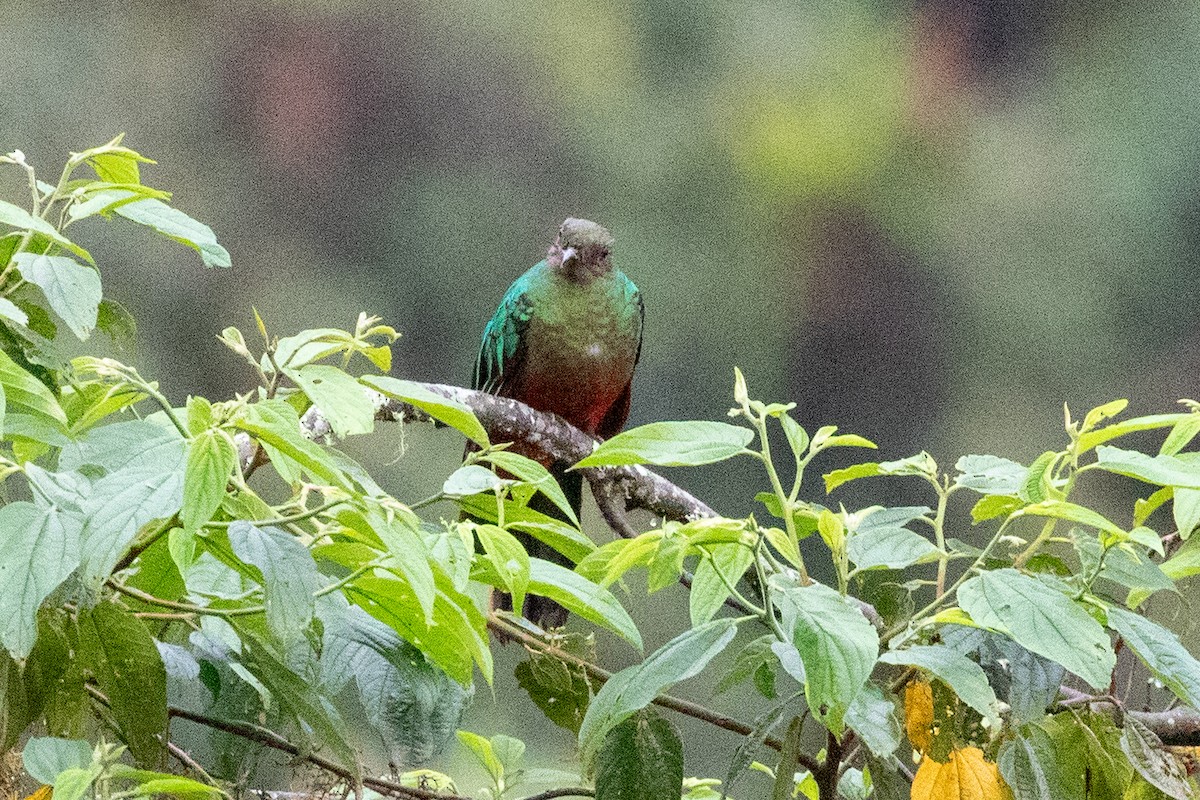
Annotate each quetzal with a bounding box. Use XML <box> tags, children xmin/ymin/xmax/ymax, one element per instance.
<box><xmin>472</xmin><ymin>218</ymin><xmax>643</xmax><ymax>631</ymax></box>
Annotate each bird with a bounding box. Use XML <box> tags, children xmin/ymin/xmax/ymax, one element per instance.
<box><xmin>472</xmin><ymin>217</ymin><xmax>643</xmax><ymax>632</ymax></box>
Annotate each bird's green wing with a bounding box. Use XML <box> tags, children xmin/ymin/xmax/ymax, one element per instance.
<box><xmin>473</xmin><ymin>270</ymin><xmax>536</xmax><ymax>395</ymax></box>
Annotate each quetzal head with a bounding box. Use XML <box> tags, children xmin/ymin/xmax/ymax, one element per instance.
<box><xmin>549</xmin><ymin>217</ymin><xmax>615</xmax><ymax>282</ymax></box>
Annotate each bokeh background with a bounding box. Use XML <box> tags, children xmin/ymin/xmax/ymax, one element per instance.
<box><xmin>5</xmin><ymin>0</ymin><xmax>1200</xmax><ymax>792</ymax></box>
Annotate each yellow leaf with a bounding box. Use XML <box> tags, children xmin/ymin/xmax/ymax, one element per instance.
<box><xmin>905</xmin><ymin>678</ymin><xmax>934</xmax><ymax>754</ymax></box>
<box><xmin>911</xmin><ymin>747</ymin><xmax>1006</xmax><ymax>800</ymax></box>
<box><xmin>22</xmin><ymin>787</ymin><xmax>52</xmax><ymax>800</ymax></box>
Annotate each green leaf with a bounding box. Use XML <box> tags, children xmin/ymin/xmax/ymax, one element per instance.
<box><xmin>824</xmin><ymin>462</ymin><xmax>883</xmax><ymax>493</ymax></box>
<box><xmin>689</xmin><ymin>541</ymin><xmax>755</xmax><ymax>626</ymax></box>
<box><xmin>954</xmin><ymin>454</ymin><xmax>1029</xmax><ymax>495</ymax></box>
<box><xmin>475</xmin><ymin>523</ymin><xmax>530</xmax><ymax>615</ymax></box>
<box><xmin>0</xmin><ymin>199</ymin><xmax>93</xmax><ymax>264</ymax></box>
<box><xmin>236</xmin><ymin>631</ymin><xmax>361</xmax><ymax>779</ymax></box>
<box><xmin>1081</xmin><ymin>399</ymin><xmax>1129</xmax><ymax>433</ymax></box>
<box><xmin>0</xmin><ymin>347</ymin><xmax>67</xmax><ymax>429</ymax></box>
<box><xmin>457</xmin><ymin>730</ymin><xmax>503</xmax><ymax>785</ymax></box>
<box><xmin>13</xmin><ymin>254</ymin><xmax>101</xmax><ymax>339</ymax></box>
<box><xmin>1020</xmin><ymin>499</ymin><xmax>1124</xmax><ymax>537</ymax></box>
<box><xmin>78</xmin><ymin>603</ymin><xmax>168</xmax><ymax>766</ymax></box>
<box><xmin>971</xmin><ymin>494</ymin><xmax>1023</xmax><ymax>523</ymax></box>
<box><xmin>1077</xmin><ymin>413</ymin><xmax>1192</xmax><ymax>452</ymax></box>
<box><xmin>770</xmin><ymin>578</ymin><xmax>880</xmax><ymax>733</ymax></box>
<box><xmin>347</xmin><ymin>573</ymin><xmax>490</xmax><ymax>686</ymax></box>
<box><xmin>1119</xmin><ymin>718</ymin><xmax>1192</xmax><ymax>800</ymax></box>
<box><xmin>1107</xmin><ymin>607</ymin><xmax>1200</xmax><ymax>710</ymax></box>
<box><xmin>957</xmin><ymin>569</ymin><xmax>1115</xmax><ymax>689</ymax></box>
<box><xmin>997</xmin><ymin>735</ymin><xmax>1053</xmax><ymax>800</ymax></box>
<box><xmin>53</xmin><ymin>767</ymin><xmax>102</xmax><ymax>800</ymax></box>
<box><xmin>847</xmin><ymin>506</ymin><xmax>939</xmax><ymax>571</ymax></box>
<box><xmin>483</xmin><ymin>450</ymin><xmax>579</xmax><ymax>525</ymax></box>
<box><xmin>722</xmin><ymin>694</ymin><xmax>798</xmax><ymax>796</ymax></box>
<box><xmin>1094</xmin><ymin>446</ymin><xmax>1200</xmax><ymax>488</ymax></box>
<box><xmin>573</xmin><ymin>421</ymin><xmax>754</xmax><ymax>468</ymax></box>
<box><xmin>19</xmin><ymin>737</ymin><xmax>93</xmax><ymax>785</ymax></box>
<box><xmin>363</xmin><ymin>376</ymin><xmax>490</xmax><ymax>447</ymax></box>
<box><xmin>594</xmin><ymin>710</ymin><xmax>684</xmax><ymax>800</ymax></box>
<box><xmin>0</xmin><ymin>297</ymin><xmax>28</xmax><ymax>326</ymax></box>
<box><xmin>286</xmin><ymin>365</ymin><xmax>376</xmax><ymax>437</ymax></box>
<box><xmin>514</xmin><ymin>650</ymin><xmax>591</xmax><ymax>734</ymax></box>
<box><xmin>780</xmin><ymin>413</ymin><xmax>809</xmax><ymax>462</ymax></box>
<box><xmin>235</xmin><ymin>400</ymin><xmax>349</xmax><ymax>488</ymax></box>
<box><xmin>526</xmin><ymin>558</ymin><xmax>640</xmax><ymax>647</ymax></box>
<box><xmin>0</xmin><ymin>502</ymin><xmax>82</xmax><ymax>657</ymax></box>
<box><xmin>96</xmin><ymin>298</ymin><xmax>137</xmax><ymax>344</ymax></box>
<box><xmin>443</xmin><ymin>464</ymin><xmax>504</xmax><ymax>497</ymax></box>
<box><xmin>1161</xmin><ymin>415</ymin><xmax>1200</xmax><ymax>456</ymax></box>
<box><xmin>578</xmin><ymin>618</ymin><xmax>738</xmax><ymax>760</ymax></box>
<box><xmin>1173</xmin><ymin>487</ymin><xmax>1200</xmax><ymax>540</ymax></box>
<box><xmin>821</xmin><ymin>433</ymin><xmax>877</xmax><ymax>449</ymax></box>
<box><xmin>88</xmin><ymin>149</ymin><xmax>151</xmax><ymax>185</ymax></box>
<box><xmin>879</xmin><ymin>645</ymin><xmax>1000</xmax><ymax>728</ymax></box>
<box><xmin>843</xmin><ymin>682</ymin><xmax>901</xmax><ymax>758</ymax></box>
<box><xmin>318</xmin><ymin>599</ymin><xmax>470</xmax><ymax>765</ymax></box>
<box><xmin>228</xmin><ymin>522</ymin><xmax>319</xmax><ymax>646</ymax></box>
<box><xmin>181</xmin><ymin>429</ymin><xmax>236</xmax><ymax>532</ymax></box>
<box><xmin>338</xmin><ymin>506</ymin><xmax>436</xmax><ymax>624</ymax></box>
<box><xmin>112</xmin><ymin>197</ymin><xmax>231</xmax><ymax>267</ymax></box>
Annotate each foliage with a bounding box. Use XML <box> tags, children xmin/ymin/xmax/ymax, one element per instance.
<box><xmin>3</xmin><ymin>140</ymin><xmax>1200</xmax><ymax>800</ymax></box>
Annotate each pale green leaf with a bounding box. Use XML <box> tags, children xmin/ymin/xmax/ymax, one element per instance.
<box><xmin>879</xmin><ymin>645</ymin><xmax>1000</xmax><ymax>727</ymax></box>
<box><xmin>13</xmin><ymin>254</ymin><xmax>101</xmax><ymax>339</ymax></box>
<box><xmin>954</xmin><ymin>454</ymin><xmax>1029</xmax><ymax>495</ymax></box>
<box><xmin>181</xmin><ymin>430</ymin><xmax>236</xmax><ymax>532</ymax></box>
<box><xmin>573</xmin><ymin>421</ymin><xmax>754</xmax><ymax>468</ymax></box>
<box><xmin>228</xmin><ymin>522</ymin><xmax>319</xmax><ymax>646</ymax></box>
<box><xmin>286</xmin><ymin>365</ymin><xmax>376</xmax><ymax>437</ymax></box>
<box><xmin>363</xmin><ymin>376</ymin><xmax>489</xmax><ymax>447</ymax></box>
<box><xmin>0</xmin><ymin>502</ymin><xmax>82</xmax><ymax>657</ymax></box>
<box><xmin>113</xmin><ymin>198</ymin><xmax>231</xmax><ymax>267</ymax></box>
<box><xmin>1107</xmin><ymin>607</ymin><xmax>1200</xmax><ymax>710</ymax></box>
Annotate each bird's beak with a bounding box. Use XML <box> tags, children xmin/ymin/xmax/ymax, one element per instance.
<box><xmin>560</xmin><ymin>246</ymin><xmax>577</xmax><ymax>265</ymax></box>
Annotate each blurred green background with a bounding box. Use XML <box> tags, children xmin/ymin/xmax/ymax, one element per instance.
<box><xmin>5</xmin><ymin>0</ymin><xmax>1200</xmax><ymax>791</ymax></box>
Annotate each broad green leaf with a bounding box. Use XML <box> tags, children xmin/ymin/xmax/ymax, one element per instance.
<box><xmin>0</xmin><ymin>502</ymin><xmax>82</xmax><ymax>657</ymax></box>
<box><xmin>181</xmin><ymin>429</ymin><xmax>236</xmax><ymax>532</ymax></box>
<box><xmin>879</xmin><ymin>645</ymin><xmax>1000</xmax><ymax>728</ymax></box>
<box><xmin>19</xmin><ymin>737</ymin><xmax>92</xmax><ymax>785</ymax></box>
<box><xmin>1173</xmin><ymin>487</ymin><xmax>1200</xmax><ymax>540</ymax></box>
<box><xmin>228</xmin><ymin>522</ymin><xmax>319</xmax><ymax>646</ymax></box>
<box><xmin>77</xmin><ymin>442</ymin><xmax>187</xmax><ymax>590</ymax></box>
<box><xmin>771</xmin><ymin>578</ymin><xmax>880</xmax><ymax>733</ymax></box>
<box><xmin>443</xmin><ymin>464</ymin><xmax>504</xmax><ymax>497</ymax></box>
<box><xmin>997</xmin><ymin>735</ymin><xmax>1052</xmax><ymax>800</ymax></box>
<box><xmin>0</xmin><ymin>199</ymin><xmax>93</xmax><ymax>263</ymax></box>
<box><xmin>78</xmin><ymin>603</ymin><xmax>167</xmax><ymax>765</ymax></box>
<box><xmin>1107</xmin><ymin>607</ymin><xmax>1200</xmax><ymax>710</ymax></box>
<box><xmin>780</xmin><ymin>413</ymin><xmax>809</xmax><ymax>462</ymax></box>
<box><xmin>821</xmin><ymin>433</ymin><xmax>877</xmax><ymax>449</ymax></box>
<box><xmin>824</xmin><ymin>462</ymin><xmax>883</xmax><ymax>493</ymax></box>
<box><xmin>514</xmin><ymin>649</ymin><xmax>591</xmax><ymax>734</ymax></box>
<box><xmin>286</xmin><ymin>365</ymin><xmax>376</xmax><ymax>436</ymax></box>
<box><xmin>52</xmin><ymin>767</ymin><xmax>102</xmax><ymax>800</ymax></box>
<box><xmin>1077</xmin><ymin>413</ymin><xmax>1192</xmax><ymax>452</ymax></box>
<box><xmin>1094</xmin><ymin>446</ymin><xmax>1200</xmax><ymax>488</ymax></box>
<box><xmin>573</xmin><ymin>421</ymin><xmax>754</xmax><ymax>468</ymax></box>
<box><xmin>1161</xmin><ymin>532</ymin><xmax>1200</xmax><ymax>581</ymax></box>
<box><xmin>456</xmin><ymin>730</ymin><xmax>503</xmax><ymax>784</ymax></box>
<box><xmin>1119</xmin><ymin>718</ymin><xmax>1191</xmax><ymax>800</ymax></box>
<box><xmin>338</xmin><ymin>506</ymin><xmax>435</xmax><ymax>624</ymax></box>
<box><xmin>526</xmin><ymin>558</ymin><xmax>640</xmax><ymax>647</ymax></box>
<box><xmin>575</xmin><ymin>534</ymin><xmax>659</xmax><ymax>586</ymax></box>
<box><xmin>578</xmin><ymin>618</ymin><xmax>738</xmax><ymax>760</ymax></box>
<box><xmin>87</xmin><ymin>147</ymin><xmax>153</xmax><ymax>185</ymax></box>
<box><xmin>955</xmin><ymin>454</ymin><xmax>1029</xmax><ymax>495</ymax></box>
<box><xmin>235</xmin><ymin>400</ymin><xmax>348</xmax><ymax>488</ymax></box>
<box><xmin>1019</xmin><ymin>499</ymin><xmax>1124</xmax><ymax>536</ymax></box>
<box><xmin>957</xmin><ymin>569</ymin><xmax>1115</xmax><ymax>689</ymax></box>
<box><xmin>1019</xmin><ymin>451</ymin><xmax>1061</xmax><ymax>503</ymax></box>
<box><xmin>1161</xmin><ymin>415</ymin><xmax>1200</xmax><ymax>456</ymax></box>
<box><xmin>117</xmin><ymin>774</ymin><xmax>224</xmax><ymax>800</ymax></box>
<box><xmin>13</xmin><ymin>254</ymin><xmax>101</xmax><ymax>339</ymax></box>
<box><xmin>483</xmin><ymin>450</ymin><xmax>579</xmax><ymax>525</ymax></box>
<box><xmin>347</xmin><ymin>574</ymin><xmax>491</xmax><ymax>686</ymax></box>
<box><xmin>955</xmin><ymin>629</ymin><xmax>1065</xmax><ymax>724</ymax></box>
<box><xmin>318</xmin><ymin>599</ymin><xmax>470</xmax><ymax>765</ymax></box>
<box><xmin>689</xmin><ymin>541</ymin><xmax>755</xmax><ymax>626</ymax></box>
<box><xmin>236</xmin><ymin>631</ymin><xmax>360</xmax><ymax>778</ymax></box>
<box><xmin>843</xmin><ymin>682</ymin><xmax>901</xmax><ymax>758</ymax></box>
<box><xmin>847</xmin><ymin>506</ymin><xmax>939</xmax><ymax>571</ymax></box>
<box><xmin>594</xmin><ymin>711</ymin><xmax>684</xmax><ymax>800</ymax></box>
<box><xmin>0</xmin><ymin>348</ymin><xmax>67</xmax><ymax>429</ymax></box>
<box><xmin>113</xmin><ymin>197</ymin><xmax>231</xmax><ymax>267</ymax></box>
<box><xmin>715</xmin><ymin>634</ymin><xmax>778</xmax><ymax>697</ymax></box>
<box><xmin>457</xmin><ymin>493</ymin><xmax>595</xmax><ymax>563</ymax></box>
<box><xmin>971</xmin><ymin>494</ymin><xmax>1023</xmax><ymax>523</ymax></box>
<box><xmin>96</xmin><ymin>298</ymin><xmax>137</xmax><ymax>344</ymax></box>
<box><xmin>1081</xmin><ymin>399</ymin><xmax>1128</xmax><ymax>433</ymax></box>
<box><xmin>0</xmin><ymin>297</ymin><xmax>27</xmax><ymax>326</ymax></box>
<box><xmin>363</xmin><ymin>376</ymin><xmax>490</xmax><ymax>447</ymax></box>
<box><xmin>475</xmin><ymin>523</ymin><xmax>530</xmax><ymax>615</ymax></box>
